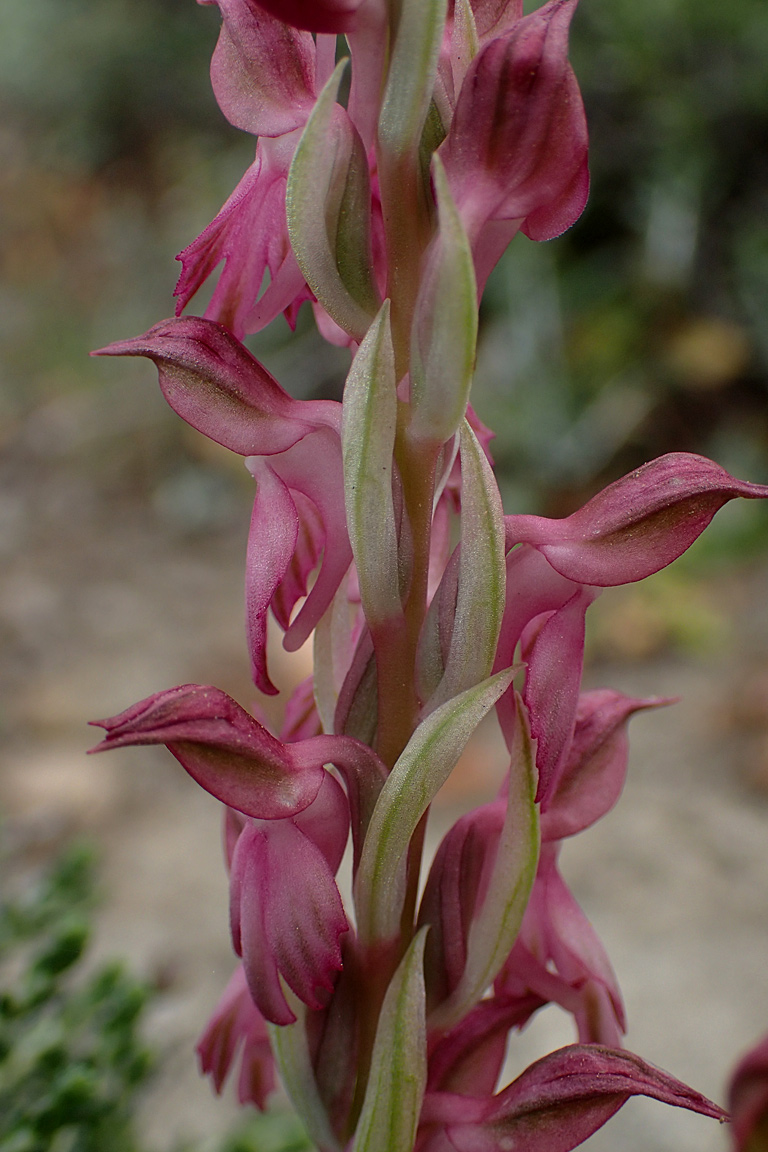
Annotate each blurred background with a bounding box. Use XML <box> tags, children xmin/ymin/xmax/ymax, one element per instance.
<box><xmin>1</xmin><ymin>0</ymin><xmax>768</xmax><ymax>1149</ymax></box>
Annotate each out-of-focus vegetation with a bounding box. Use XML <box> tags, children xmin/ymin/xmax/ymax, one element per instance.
<box><xmin>0</xmin><ymin>841</ymin><xmax>316</xmax><ymax>1152</ymax></box>
<box><xmin>1</xmin><ymin>0</ymin><xmax>767</xmax><ymax>529</ymax></box>
<box><xmin>0</xmin><ymin>842</ymin><xmax>152</xmax><ymax>1152</ymax></box>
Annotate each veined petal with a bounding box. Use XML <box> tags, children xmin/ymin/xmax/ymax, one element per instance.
<box><xmin>504</xmin><ymin>452</ymin><xmax>768</xmax><ymax>587</ymax></box>
<box><xmin>247</xmin><ymin>426</ymin><xmax>353</xmax><ymax>654</ymax></box>
<box><xmin>423</xmin><ymin>1045</ymin><xmax>725</xmax><ymax>1152</ymax></box>
<box><xmin>232</xmin><ymin>818</ymin><xmax>348</xmax><ymax>1025</ymax></box>
<box><xmin>89</xmin><ymin>685</ymin><xmax>324</xmax><ymax>818</ymax></box>
<box><xmin>171</xmin><ymin>137</ymin><xmax>309</xmax><ymax>339</ymax></box>
<box><xmin>245</xmin><ymin>461</ymin><xmax>300</xmax><ymax>695</ymax></box>
<box><xmin>522</xmin><ymin>586</ymin><xmax>597</xmax><ymax>805</ymax></box>
<box><xmin>210</xmin><ymin>0</ymin><xmax>316</xmax><ymax>136</ymax></box>
<box><xmin>441</xmin><ymin>0</ymin><xmax>587</xmax><ymax>237</ymax></box>
<box><xmin>541</xmin><ymin>689</ymin><xmax>673</xmax><ymax>841</ymax></box>
<box><xmin>197</xmin><ymin>963</ymin><xmax>276</xmax><ymax>1109</ymax></box>
<box><xmin>93</xmin><ymin>315</ymin><xmax>339</xmax><ymax>456</ymax></box>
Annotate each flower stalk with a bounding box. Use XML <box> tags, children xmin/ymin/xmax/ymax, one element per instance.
<box><xmin>88</xmin><ymin>0</ymin><xmax>767</xmax><ymax>1147</ymax></box>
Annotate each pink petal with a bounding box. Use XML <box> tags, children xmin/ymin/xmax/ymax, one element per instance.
<box><xmin>209</xmin><ymin>0</ymin><xmax>316</xmax><ymax>136</ymax></box>
<box><xmin>248</xmin><ymin>427</ymin><xmax>353</xmax><ymax>654</ymax></box>
<box><xmin>419</xmin><ymin>801</ymin><xmax>506</xmax><ymax>1006</ymax></box>
<box><xmin>279</xmin><ymin>675</ymin><xmax>322</xmax><ymax>742</ymax></box>
<box><xmin>197</xmin><ymin>963</ymin><xmax>276</xmax><ymax>1109</ymax></box>
<box><xmin>541</xmin><ymin>689</ymin><xmax>673</xmax><ymax>841</ymax></box>
<box><xmin>231</xmin><ymin>818</ymin><xmax>349</xmax><ymax>1024</ymax></box>
<box><xmin>504</xmin><ymin>453</ymin><xmax>768</xmax><ymax>587</ymax></box>
<box><xmin>522</xmin><ymin>586</ymin><xmax>597</xmax><ymax>805</ymax></box>
<box><xmin>423</xmin><ymin>1045</ymin><xmax>725</xmax><ymax>1152</ymax></box>
<box><xmin>172</xmin><ymin>136</ymin><xmax>308</xmax><ymax>339</ymax></box>
<box><xmin>471</xmin><ymin>0</ymin><xmax>524</xmax><ymax>41</ymax></box>
<box><xmin>441</xmin><ymin>0</ymin><xmax>587</xmax><ymax>236</ymax></box>
<box><xmin>93</xmin><ymin>315</ymin><xmax>339</xmax><ymax>455</ymax></box>
<box><xmin>89</xmin><ymin>685</ymin><xmax>324</xmax><ymax>819</ymax></box>
<box><xmin>245</xmin><ymin>461</ymin><xmax>300</xmax><ymax>695</ymax></box>
<box><xmin>427</xmin><ymin>995</ymin><xmax>545</xmax><ymax>1096</ymax></box>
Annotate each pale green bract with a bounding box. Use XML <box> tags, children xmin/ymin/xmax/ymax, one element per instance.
<box><xmin>342</xmin><ymin>301</ymin><xmax>402</xmax><ymax>626</ymax></box>
<box><xmin>424</xmin><ymin>419</ymin><xmax>506</xmax><ymax>714</ymax></box>
<box><xmin>409</xmin><ymin>156</ymin><xmax>478</xmax><ymax>446</ymax></box>
<box><xmin>287</xmin><ymin>60</ymin><xmax>379</xmax><ymax>340</ymax></box>
<box><xmin>354</xmin><ymin>668</ymin><xmax>516</xmax><ymax>945</ymax></box>
<box><xmin>350</xmin><ymin>929</ymin><xmax>428</xmax><ymax>1152</ymax></box>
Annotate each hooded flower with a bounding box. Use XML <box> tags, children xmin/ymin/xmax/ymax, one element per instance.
<box><xmin>197</xmin><ymin>963</ymin><xmax>276</xmax><ymax>1108</ymax></box>
<box><xmin>93</xmin><ymin>318</ymin><xmax>351</xmax><ymax>694</ymax></box>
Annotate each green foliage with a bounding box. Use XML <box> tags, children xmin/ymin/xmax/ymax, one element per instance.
<box><xmin>0</xmin><ymin>844</ymin><xmax>152</xmax><ymax>1152</ymax></box>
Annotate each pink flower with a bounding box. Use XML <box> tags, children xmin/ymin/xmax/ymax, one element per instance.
<box><xmin>440</xmin><ymin>0</ymin><xmax>589</xmax><ymax>289</ymax></box>
<box><xmin>197</xmin><ymin>963</ymin><xmax>276</xmax><ymax>1108</ymax></box>
<box><xmin>419</xmin><ymin>1044</ymin><xmax>726</xmax><ymax>1152</ymax></box>
<box><xmin>229</xmin><ymin>772</ymin><xmax>350</xmax><ymax>1024</ymax></box>
<box><xmin>174</xmin><ymin>136</ymin><xmax>310</xmax><ymax>340</ymax></box>
<box><xmin>93</xmin><ymin>318</ymin><xmax>350</xmax><ymax>694</ymax></box>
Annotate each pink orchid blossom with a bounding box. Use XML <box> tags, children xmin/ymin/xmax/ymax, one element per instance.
<box><xmin>419</xmin><ymin>1045</ymin><xmax>726</xmax><ymax>1152</ymax></box>
<box><xmin>440</xmin><ymin>0</ymin><xmax>589</xmax><ymax>289</ymax></box>
<box><xmin>94</xmin><ymin>318</ymin><xmax>350</xmax><ymax>694</ymax></box>
<box><xmin>174</xmin><ymin>137</ymin><xmax>309</xmax><ymax>339</ymax></box>
<box><xmin>197</xmin><ymin>962</ymin><xmax>277</xmax><ymax>1108</ymax></box>
<box><xmin>496</xmin><ymin>844</ymin><xmax>625</xmax><ymax>1048</ymax></box>
<box><xmin>229</xmin><ymin>772</ymin><xmax>350</xmax><ymax>1024</ymax></box>
<box><xmin>91</xmin><ymin>1</ymin><xmax>765</xmax><ymax>1147</ymax></box>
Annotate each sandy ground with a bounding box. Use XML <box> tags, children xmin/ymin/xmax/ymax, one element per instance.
<box><xmin>2</xmin><ymin>423</ymin><xmax>768</xmax><ymax>1152</ymax></box>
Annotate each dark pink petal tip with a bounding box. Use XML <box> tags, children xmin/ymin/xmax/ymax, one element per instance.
<box><xmin>89</xmin><ymin>684</ymin><xmax>324</xmax><ymax>820</ymax></box>
<box><xmin>252</xmin><ymin>0</ymin><xmax>360</xmax><ymax>33</ymax></box>
<box><xmin>505</xmin><ymin>453</ymin><xmax>768</xmax><ymax>587</ymax></box>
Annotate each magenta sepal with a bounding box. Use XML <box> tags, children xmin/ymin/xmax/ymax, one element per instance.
<box><xmin>541</xmin><ymin>689</ymin><xmax>673</xmax><ymax>842</ymax></box>
<box><xmin>441</xmin><ymin>0</ymin><xmax>588</xmax><ymax>239</ymax></box>
<box><xmin>496</xmin><ymin>845</ymin><xmax>625</xmax><ymax>1048</ymax></box>
<box><xmin>208</xmin><ymin>0</ymin><xmax>316</xmax><ymax>137</ymax></box>
<box><xmin>730</xmin><ymin>1033</ymin><xmax>768</xmax><ymax>1151</ymax></box>
<box><xmin>245</xmin><ymin>426</ymin><xmax>352</xmax><ymax>682</ymax></box>
<box><xmin>419</xmin><ymin>801</ymin><xmax>506</xmax><ymax>1008</ymax></box>
<box><xmin>418</xmin><ymin>1045</ymin><xmax>726</xmax><ymax>1152</ymax></box>
<box><xmin>92</xmin><ymin>315</ymin><xmax>339</xmax><ymax>454</ymax></box>
<box><xmin>521</xmin><ymin>585</ymin><xmax>597</xmax><ymax>805</ymax></box>
<box><xmin>230</xmin><ymin>811</ymin><xmax>349</xmax><ymax>1025</ymax></box>
<box><xmin>197</xmin><ymin>962</ymin><xmax>276</xmax><ymax>1109</ymax></box>
<box><xmin>172</xmin><ymin>136</ymin><xmax>309</xmax><ymax>338</ymax></box>
<box><xmin>504</xmin><ymin>452</ymin><xmax>768</xmax><ymax>587</ymax></box>
<box><xmin>427</xmin><ymin>995</ymin><xmax>545</xmax><ymax>1098</ymax></box>
<box><xmin>89</xmin><ymin>684</ymin><xmax>327</xmax><ymax>820</ymax></box>
<box><xmin>251</xmin><ymin>0</ymin><xmax>361</xmax><ymax>34</ymax></box>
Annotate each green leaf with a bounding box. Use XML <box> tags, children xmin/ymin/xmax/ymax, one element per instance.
<box><xmin>342</xmin><ymin>301</ymin><xmax>402</xmax><ymax>626</ymax></box>
<box><xmin>350</xmin><ymin>929</ymin><xmax>428</xmax><ymax>1152</ymax></box>
<box><xmin>267</xmin><ymin>988</ymin><xmax>341</xmax><ymax>1152</ymax></box>
<box><xmin>287</xmin><ymin>60</ymin><xmax>379</xmax><ymax>340</ymax></box>
<box><xmin>409</xmin><ymin>156</ymin><xmax>478</xmax><ymax>445</ymax></box>
<box><xmin>354</xmin><ymin>668</ymin><xmax>516</xmax><ymax>945</ymax></box>
<box><xmin>431</xmin><ymin>692</ymin><xmax>539</xmax><ymax>1030</ymax></box>
<box><xmin>379</xmin><ymin>0</ymin><xmax>448</xmax><ymax>159</ymax></box>
<box><xmin>424</xmin><ymin>419</ymin><xmax>506</xmax><ymax>712</ymax></box>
